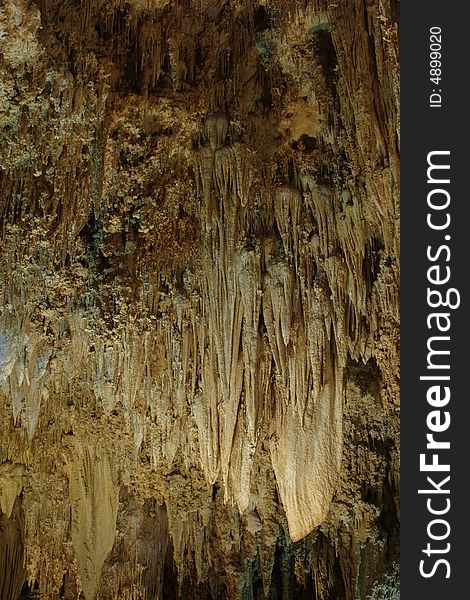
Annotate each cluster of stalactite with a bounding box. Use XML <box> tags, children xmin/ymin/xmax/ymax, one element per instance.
<box><xmin>0</xmin><ymin>0</ymin><xmax>399</xmax><ymax>598</ymax></box>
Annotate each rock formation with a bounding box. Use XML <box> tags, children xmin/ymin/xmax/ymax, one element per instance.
<box><xmin>0</xmin><ymin>0</ymin><xmax>399</xmax><ymax>598</ymax></box>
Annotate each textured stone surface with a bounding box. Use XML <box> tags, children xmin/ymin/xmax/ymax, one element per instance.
<box><xmin>0</xmin><ymin>0</ymin><xmax>399</xmax><ymax>598</ymax></box>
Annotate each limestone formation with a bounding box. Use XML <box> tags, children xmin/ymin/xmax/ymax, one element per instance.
<box><xmin>0</xmin><ymin>0</ymin><xmax>399</xmax><ymax>598</ymax></box>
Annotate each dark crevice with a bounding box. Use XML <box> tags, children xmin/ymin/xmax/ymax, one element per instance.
<box><xmin>345</xmin><ymin>355</ymin><xmax>382</xmax><ymax>398</ymax></box>
<box><xmin>253</xmin><ymin>6</ymin><xmax>271</xmax><ymax>32</ymax></box>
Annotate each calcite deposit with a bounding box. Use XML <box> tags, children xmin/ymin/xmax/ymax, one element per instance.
<box><xmin>0</xmin><ymin>0</ymin><xmax>399</xmax><ymax>598</ymax></box>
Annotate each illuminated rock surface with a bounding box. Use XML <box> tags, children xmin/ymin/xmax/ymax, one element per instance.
<box><xmin>0</xmin><ymin>0</ymin><xmax>399</xmax><ymax>598</ymax></box>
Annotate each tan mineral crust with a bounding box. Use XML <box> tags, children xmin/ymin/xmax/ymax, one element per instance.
<box><xmin>0</xmin><ymin>0</ymin><xmax>399</xmax><ymax>598</ymax></box>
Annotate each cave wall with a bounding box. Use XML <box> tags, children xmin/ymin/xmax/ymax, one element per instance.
<box><xmin>0</xmin><ymin>0</ymin><xmax>399</xmax><ymax>598</ymax></box>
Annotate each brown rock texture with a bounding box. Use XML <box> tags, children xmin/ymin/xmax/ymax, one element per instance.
<box><xmin>0</xmin><ymin>0</ymin><xmax>399</xmax><ymax>598</ymax></box>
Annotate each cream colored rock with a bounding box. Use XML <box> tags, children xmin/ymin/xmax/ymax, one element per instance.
<box><xmin>66</xmin><ymin>445</ymin><xmax>119</xmax><ymax>600</ymax></box>
<box><xmin>0</xmin><ymin>462</ymin><xmax>25</xmax><ymax>518</ymax></box>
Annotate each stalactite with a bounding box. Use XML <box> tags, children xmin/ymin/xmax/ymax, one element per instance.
<box><xmin>65</xmin><ymin>444</ymin><xmax>119</xmax><ymax>600</ymax></box>
<box><xmin>0</xmin><ymin>0</ymin><xmax>399</xmax><ymax>597</ymax></box>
